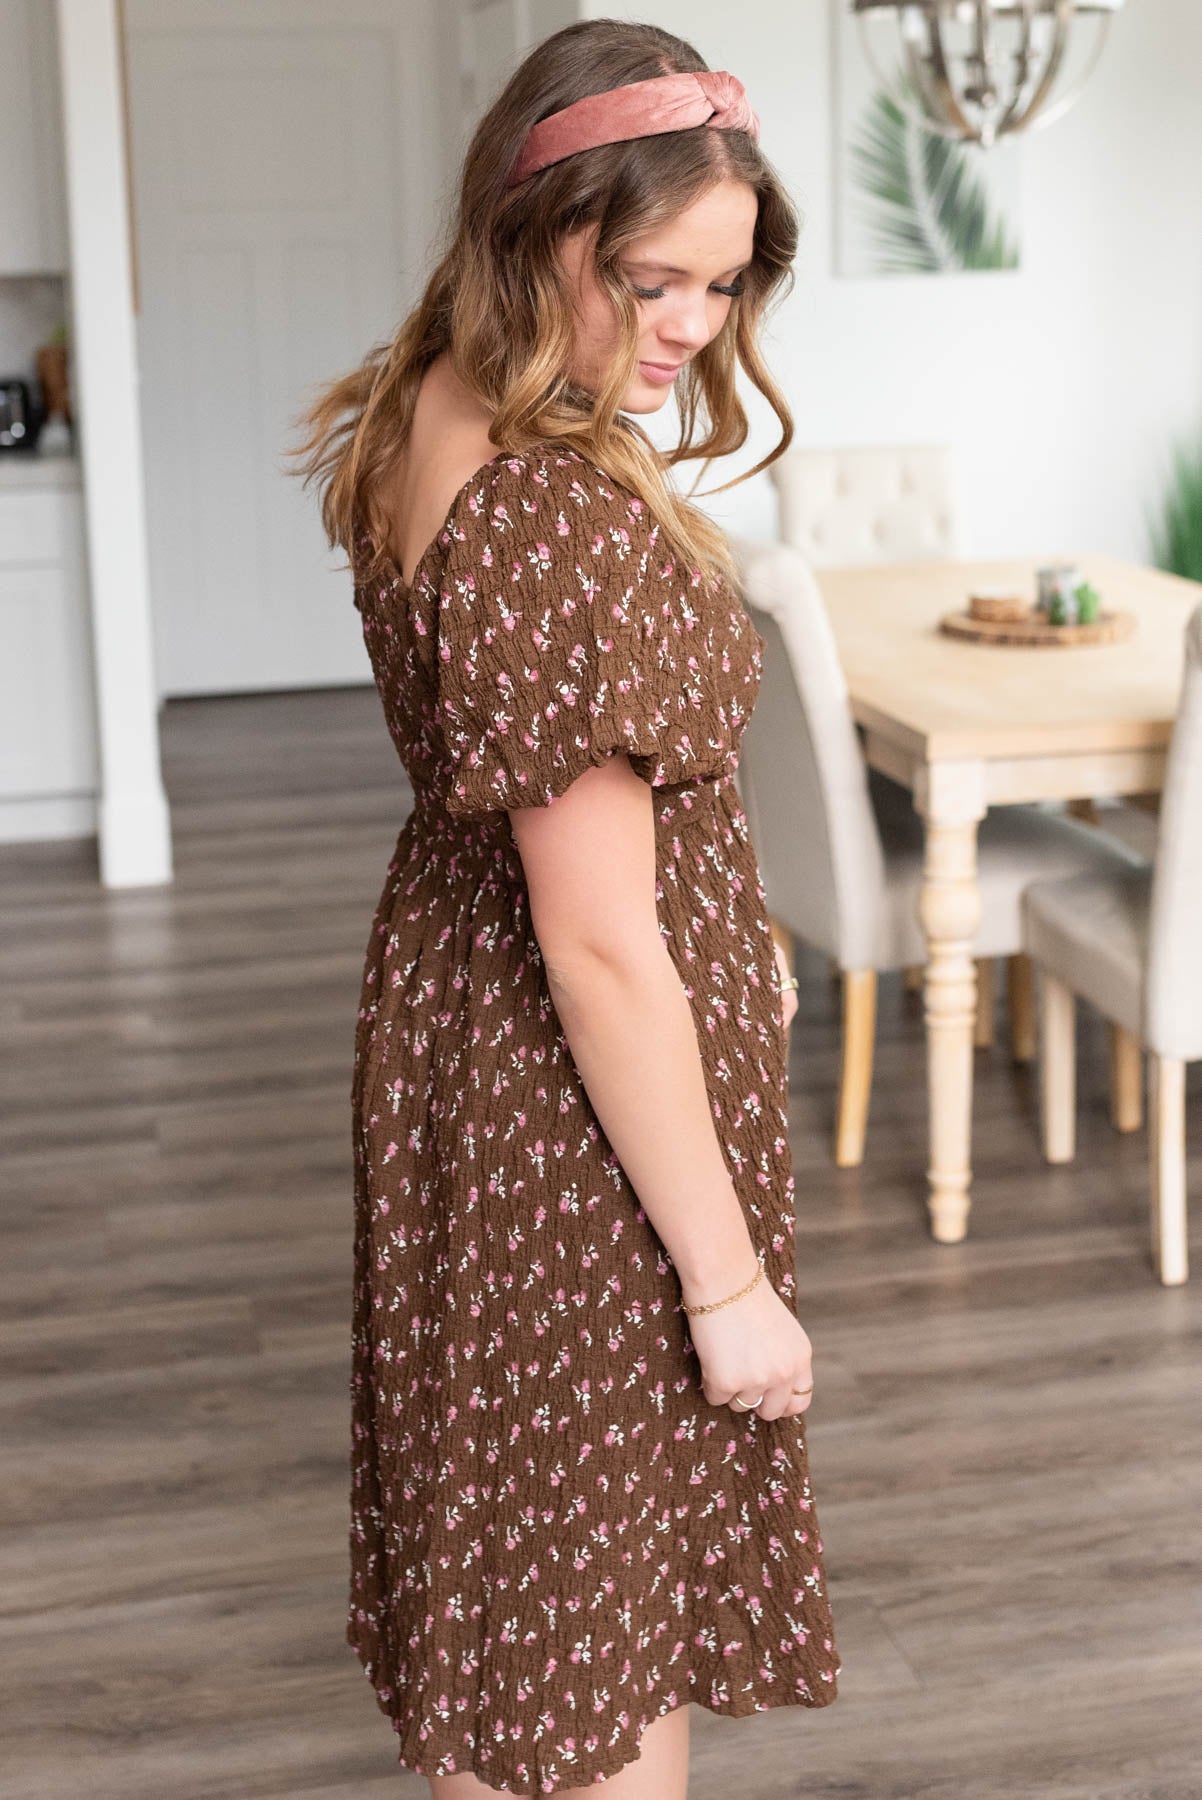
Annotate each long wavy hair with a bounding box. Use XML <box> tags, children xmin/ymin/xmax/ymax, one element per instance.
<box><xmin>291</xmin><ymin>19</ymin><xmax>801</xmax><ymax>596</ymax></box>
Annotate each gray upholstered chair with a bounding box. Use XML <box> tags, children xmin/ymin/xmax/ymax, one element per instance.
<box><xmin>1022</xmin><ymin>602</ymin><xmax>1202</xmax><ymax>1286</ymax></box>
<box><xmin>728</xmin><ymin>533</ymin><xmax>1140</xmax><ymax>1169</ymax></box>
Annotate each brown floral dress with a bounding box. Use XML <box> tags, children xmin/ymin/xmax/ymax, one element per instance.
<box><xmin>347</xmin><ymin>443</ymin><xmax>840</xmax><ymax>1793</ymax></box>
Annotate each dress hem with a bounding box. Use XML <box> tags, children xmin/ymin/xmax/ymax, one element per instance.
<box><xmin>348</xmin><ymin>1625</ymin><xmax>840</xmax><ymax>1795</ymax></box>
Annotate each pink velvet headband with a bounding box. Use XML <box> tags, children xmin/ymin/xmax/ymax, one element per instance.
<box><xmin>506</xmin><ymin>70</ymin><xmax>761</xmax><ymax>188</ymax></box>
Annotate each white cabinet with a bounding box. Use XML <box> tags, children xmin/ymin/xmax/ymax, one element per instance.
<box><xmin>0</xmin><ymin>0</ymin><xmax>69</xmax><ymax>275</ymax></box>
<box><xmin>0</xmin><ymin>464</ymin><xmax>99</xmax><ymax>841</ymax></box>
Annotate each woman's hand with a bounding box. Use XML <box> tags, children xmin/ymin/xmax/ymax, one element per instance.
<box><xmin>684</xmin><ymin>1261</ymin><xmax>814</xmax><ymax>1420</ymax></box>
<box><xmin>773</xmin><ymin>935</ymin><xmax>798</xmax><ymax>1030</ymax></box>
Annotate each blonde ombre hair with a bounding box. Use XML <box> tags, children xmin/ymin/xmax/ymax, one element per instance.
<box><xmin>292</xmin><ymin>19</ymin><xmax>801</xmax><ymax>597</ymax></box>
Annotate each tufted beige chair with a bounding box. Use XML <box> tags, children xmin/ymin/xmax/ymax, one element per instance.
<box><xmin>728</xmin><ymin>533</ymin><xmax>1140</xmax><ymax>1170</ymax></box>
<box><xmin>764</xmin><ymin>442</ymin><xmax>1023</xmax><ymax>1046</ymax></box>
<box><xmin>1022</xmin><ymin>602</ymin><xmax>1202</xmax><ymax>1286</ymax></box>
<box><xmin>768</xmin><ymin>444</ymin><xmax>959</xmax><ymax>567</ymax></box>
<box><xmin>767</xmin><ymin>446</ymin><xmax>1155</xmax><ymax>862</ymax></box>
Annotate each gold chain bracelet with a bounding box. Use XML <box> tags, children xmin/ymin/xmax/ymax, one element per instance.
<box><xmin>681</xmin><ymin>1252</ymin><xmax>766</xmax><ymax>1316</ymax></box>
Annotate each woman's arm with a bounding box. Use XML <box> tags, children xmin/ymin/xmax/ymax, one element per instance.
<box><xmin>509</xmin><ymin>754</ymin><xmax>814</xmax><ymax>1420</ymax></box>
<box><xmin>509</xmin><ymin>753</ymin><xmax>756</xmax><ymax>1300</ymax></box>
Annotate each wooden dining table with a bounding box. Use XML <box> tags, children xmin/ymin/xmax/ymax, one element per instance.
<box><xmin>817</xmin><ymin>551</ymin><xmax>1201</xmax><ymax>1244</ymax></box>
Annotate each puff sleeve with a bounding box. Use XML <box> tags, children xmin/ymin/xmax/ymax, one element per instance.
<box><xmin>434</xmin><ymin>451</ymin><xmax>757</xmax><ymax>818</ymax></box>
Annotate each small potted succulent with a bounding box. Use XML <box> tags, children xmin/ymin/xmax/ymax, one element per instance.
<box><xmin>1074</xmin><ymin>581</ymin><xmax>1101</xmax><ymax>625</ymax></box>
<box><xmin>1047</xmin><ymin>579</ymin><xmax>1102</xmax><ymax>627</ymax></box>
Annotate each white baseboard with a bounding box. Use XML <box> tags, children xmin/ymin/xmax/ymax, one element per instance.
<box><xmin>0</xmin><ymin>793</ymin><xmax>98</xmax><ymax>843</ymax></box>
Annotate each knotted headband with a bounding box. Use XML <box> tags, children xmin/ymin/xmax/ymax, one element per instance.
<box><xmin>505</xmin><ymin>70</ymin><xmax>761</xmax><ymax>188</ymax></box>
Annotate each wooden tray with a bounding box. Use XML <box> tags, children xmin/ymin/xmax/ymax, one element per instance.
<box><xmin>939</xmin><ymin>607</ymin><xmax>1136</xmax><ymax>648</ymax></box>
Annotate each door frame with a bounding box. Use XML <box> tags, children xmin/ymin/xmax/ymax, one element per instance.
<box><xmin>55</xmin><ymin>0</ymin><xmax>172</xmax><ymax>887</ymax></box>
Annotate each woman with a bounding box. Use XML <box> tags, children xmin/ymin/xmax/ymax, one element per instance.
<box><xmin>296</xmin><ymin>19</ymin><xmax>840</xmax><ymax>1797</ymax></box>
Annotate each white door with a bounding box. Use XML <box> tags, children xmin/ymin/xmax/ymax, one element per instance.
<box><xmin>0</xmin><ymin>0</ymin><xmax>69</xmax><ymax>274</ymax></box>
<box><xmin>125</xmin><ymin>1</ymin><xmax>449</xmax><ymax>695</ymax></box>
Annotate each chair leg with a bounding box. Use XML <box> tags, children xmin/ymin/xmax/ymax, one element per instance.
<box><xmin>1007</xmin><ymin>952</ymin><xmax>1037</xmax><ymax>1064</ymax></box>
<box><xmin>835</xmin><ymin>969</ymin><xmax>877</xmax><ymax>1169</ymax></box>
<box><xmin>1149</xmin><ymin>1056</ymin><xmax>1188</xmax><ymax>1286</ymax></box>
<box><xmin>1039</xmin><ymin>971</ymin><xmax>1077</xmax><ymax>1164</ymax></box>
<box><xmin>1109</xmin><ymin>1025</ymin><xmax>1144</xmax><ymax>1133</ymax></box>
<box><xmin>973</xmin><ymin>957</ymin><xmax>996</xmax><ymax>1049</ymax></box>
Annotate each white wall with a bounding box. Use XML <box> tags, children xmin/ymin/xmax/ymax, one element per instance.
<box><xmin>582</xmin><ymin>0</ymin><xmax>1202</xmax><ymax>560</ymax></box>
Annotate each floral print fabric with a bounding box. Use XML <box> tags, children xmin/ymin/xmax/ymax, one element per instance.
<box><xmin>348</xmin><ymin>444</ymin><xmax>840</xmax><ymax>1793</ymax></box>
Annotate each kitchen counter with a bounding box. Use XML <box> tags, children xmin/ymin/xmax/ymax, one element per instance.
<box><xmin>0</xmin><ymin>453</ymin><xmax>81</xmax><ymax>491</ymax></box>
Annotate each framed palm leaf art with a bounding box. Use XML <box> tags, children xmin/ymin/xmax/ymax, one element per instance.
<box><xmin>833</xmin><ymin>2</ymin><xmax>1022</xmax><ymax>276</ymax></box>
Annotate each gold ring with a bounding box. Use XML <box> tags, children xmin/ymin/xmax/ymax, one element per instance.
<box><xmin>730</xmin><ymin>1392</ymin><xmax>765</xmax><ymax>1411</ymax></box>
<box><xmin>791</xmin><ymin>1386</ymin><xmax>813</xmax><ymax>1395</ymax></box>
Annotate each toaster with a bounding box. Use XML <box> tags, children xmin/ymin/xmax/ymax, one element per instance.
<box><xmin>0</xmin><ymin>378</ymin><xmax>42</xmax><ymax>453</ymax></box>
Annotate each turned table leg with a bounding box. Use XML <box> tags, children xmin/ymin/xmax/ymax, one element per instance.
<box><xmin>915</xmin><ymin>762</ymin><xmax>986</xmax><ymax>1244</ymax></box>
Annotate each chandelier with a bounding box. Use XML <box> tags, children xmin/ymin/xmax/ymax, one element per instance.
<box><xmin>851</xmin><ymin>1</ymin><xmax>1124</xmax><ymax>148</ymax></box>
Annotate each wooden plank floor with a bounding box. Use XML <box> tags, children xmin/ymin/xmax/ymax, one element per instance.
<box><xmin>2</xmin><ymin>687</ymin><xmax>1200</xmax><ymax>1799</ymax></box>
